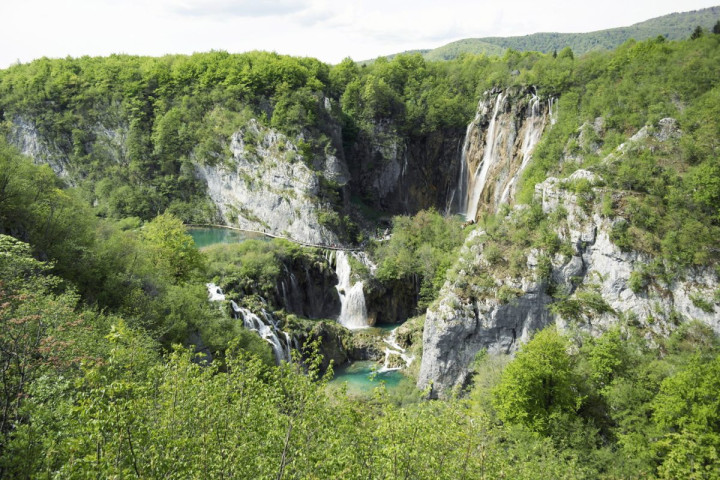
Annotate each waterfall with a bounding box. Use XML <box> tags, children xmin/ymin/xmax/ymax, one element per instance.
<box><xmin>461</xmin><ymin>92</ymin><xmax>506</xmax><ymax>220</ymax></box>
<box><xmin>549</xmin><ymin>97</ymin><xmax>558</xmax><ymax>125</ymax></box>
<box><xmin>466</xmin><ymin>92</ymin><xmax>505</xmax><ymax>220</ymax></box>
<box><xmin>499</xmin><ymin>93</ymin><xmax>547</xmax><ymax>204</ymax></box>
<box><xmin>379</xmin><ymin>328</ymin><xmax>415</xmax><ymax>373</ymax></box>
<box><xmin>456</xmin><ymin>108</ymin><xmax>480</xmax><ymax>215</ymax></box>
<box><xmin>334</xmin><ymin>251</ymin><xmax>370</xmax><ymax>329</ymax></box>
<box><xmin>230</xmin><ymin>300</ymin><xmax>292</xmax><ymax>364</ymax></box>
<box><xmin>206</xmin><ymin>283</ymin><xmax>226</xmax><ymax>302</ymax></box>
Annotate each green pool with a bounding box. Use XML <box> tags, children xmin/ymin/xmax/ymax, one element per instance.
<box><xmin>328</xmin><ymin>361</ymin><xmax>405</xmax><ymax>395</ymax></box>
<box><xmin>188</xmin><ymin>227</ymin><xmax>269</xmax><ymax>248</ymax></box>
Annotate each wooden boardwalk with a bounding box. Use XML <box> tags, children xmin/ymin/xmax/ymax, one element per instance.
<box><xmin>185</xmin><ymin>224</ymin><xmax>364</xmax><ymax>251</ymax></box>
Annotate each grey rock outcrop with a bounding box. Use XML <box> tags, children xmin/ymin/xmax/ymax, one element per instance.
<box><xmin>418</xmin><ymin>229</ymin><xmax>553</xmax><ymax>397</ymax></box>
<box><xmin>346</xmin><ymin>120</ymin><xmax>465</xmax><ymax>214</ymax></box>
<box><xmin>195</xmin><ymin>120</ymin><xmax>344</xmax><ymax>245</ymax></box>
<box><xmin>538</xmin><ymin>170</ymin><xmax>718</xmax><ymax>336</ymax></box>
<box><xmin>419</xmin><ymin>167</ymin><xmax>719</xmax><ymax>398</ymax></box>
<box><xmin>9</xmin><ymin>117</ymin><xmax>72</xmax><ymax>180</ymax></box>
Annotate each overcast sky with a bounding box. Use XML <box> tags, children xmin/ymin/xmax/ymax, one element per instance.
<box><xmin>1</xmin><ymin>0</ymin><xmax>717</xmax><ymax>68</ymax></box>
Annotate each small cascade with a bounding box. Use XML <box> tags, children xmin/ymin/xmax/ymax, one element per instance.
<box><xmin>549</xmin><ymin>97</ymin><xmax>558</xmax><ymax>125</ymax></box>
<box><xmin>230</xmin><ymin>300</ymin><xmax>292</xmax><ymax>364</ymax></box>
<box><xmin>353</xmin><ymin>251</ymin><xmax>378</xmax><ymax>275</ymax></box>
<box><xmin>334</xmin><ymin>251</ymin><xmax>370</xmax><ymax>329</ymax></box>
<box><xmin>378</xmin><ymin>328</ymin><xmax>415</xmax><ymax>373</ymax></box>
<box><xmin>206</xmin><ymin>283</ymin><xmax>226</xmax><ymax>302</ymax></box>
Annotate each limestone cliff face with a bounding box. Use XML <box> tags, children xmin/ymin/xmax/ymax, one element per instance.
<box><xmin>275</xmin><ymin>254</ymin><xmax>340</xmax><ymax>320</ymax></box>
<box><xmin>537</xmin><ymin>171</ymin><xmax>719</xmax><ymax>338</ymax></box>
<box><xmin>417</xmin><ymin>228</ymin><xmax>554</xmax><ymax>397</ymax></box>
<box><xmin>456</xmin><ymin>87</ymin><xmax>554</xmax><ymax>219</ymax></box>
<box><xmin>346</xmin><ymin>121</ymin><xmax>465</xmax><ymax>214</ymax></box>
<box><xmin>419</xmin><ymin>166</ymin><xmax>719</xmax><ymax>398</ymax></box>
<box><xmin>8</xmin><ymin>112</ymin><xmax>349</xmax><ymax>246</ymax></box>
<box><xmin>195</xmin><ymin>120</ymin><xmax>347</xmax><ymax>245</ymax></box>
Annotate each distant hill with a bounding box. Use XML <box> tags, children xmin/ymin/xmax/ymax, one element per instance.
<box><xmin>377</xmin><ymin>6</ymin><xmax>720</xmax><ymax>62</ymax></box>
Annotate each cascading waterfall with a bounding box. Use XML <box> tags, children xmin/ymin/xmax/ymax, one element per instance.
<box><xmin>334</xmin><ymin>251</ymin><xmax>370</xmax><ymax>329</ymax></box>
<box><xmin>462</xmin><ymin>92</ymin><xmax>506</xmax><ymax>220</ymax></box>
<box><xmin>206</xmin><ymin>284</ymin><xmax>292</xmax><ymax>364</ymax></box>
<box><xmin>454</xmin><ymin>117</ymin><xmax>476</xmax><ymax>215</ymax></box>
<box><xmin>456</xmin><ymin>89</ymin><xmax>554</xmax><ymax>215</ymax></box>
<box><xmin>379</xmin><ymin>328</ymin><xmax>415</xmax><ymax>373</ymax></box>
<box><xmin>499</xmin><ymin>93</ymin><xmax>547</xmax><ymax>204</ymax></box>
<box><xmin>206</xmin><ymin>283</ymin><xmax>226</xmax><ymax>302</ymax></box>
<box><xmin>230</xmin><ymin>300</ymin><xmax>292</xmax><ymax>364</ymax></box>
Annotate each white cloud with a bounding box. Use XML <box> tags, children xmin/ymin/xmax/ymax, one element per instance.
<box><xmin>0</xmin><ymin>0</ymin><xmax>717</xmax><ymax>67</ymax></box>
<box><xmin>167</xmin><ymin>0</ymin><xmax>311</xmax><ymax>18</ymax></box>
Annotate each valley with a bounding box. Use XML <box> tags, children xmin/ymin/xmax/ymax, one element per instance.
<box><xmin>1</xmin><ymin>16</ymin><xmax>720</xmax><ymax>478</ymax></box>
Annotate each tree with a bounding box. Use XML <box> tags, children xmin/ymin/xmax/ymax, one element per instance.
<box><xmin>690</xmin><ymin>25</ymin><xmax>704</xmax><ymax>40</ymax></box>
<box><xmin>492</xmin><ymin>328</ymin><xmax>581</xmax><ymax>434</ymax></box>
<box><xmin>714</xmin><ymin>20</ymin><xmax>720</xmax><ymax>35</ymax></box>
<box><xmin>651</xmin><ymin>354</ymin><xmax>720</xmax><ymax>478</ymax></box>
<box><xmin>141</xmin><ymin>213</ymin><xmax>203</xmax><ymax>284</ymax></box>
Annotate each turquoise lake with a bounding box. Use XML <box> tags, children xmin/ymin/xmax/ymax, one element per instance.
<box><xmin>329</xmin><ymin>361</ymin><xmax>405</xmax><ymax>395</ymax></box>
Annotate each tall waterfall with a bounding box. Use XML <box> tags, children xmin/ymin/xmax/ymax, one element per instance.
<box><xmin>230</xmin><ymin>300</ymin><xmax>292</xmax><ymax>364</ymax></box>
<box><xmin>457</xmin><ymin>89</ymin><xmax>552</xmax><ymax>218</ymax></box>
<box><xmin>461</xmin><ymin>92</ymin><xmax>505</xmax><ymax>220</ymax></box>
<box><xmin>334</xmin><ymin>251</ymin><xmax>370</xmax><ymax>329</ymax></box>
<box><xmin>499</xmin><ymin>94</ymin><xmax>548</xmax><ymax>204</ymax></box>
<box><xmin>453</xmin><ymin>114</ymin><xmax>478</xmax><ymax>215</ymax></box>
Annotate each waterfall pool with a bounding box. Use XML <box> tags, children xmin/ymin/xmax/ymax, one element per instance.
<box><xmin>188</xmin><ymin>227</ymin><xmax>269</xmax><ymax>248</ymax></box>
<box><xmin>328</xmin><ymin>361</ymin><xmax>406</xmax><ymax>395</ymax></box>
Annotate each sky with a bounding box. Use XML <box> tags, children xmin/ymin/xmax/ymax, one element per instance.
<box><xmin>1</xmin><ymin>0</ymin><xmax>717</xmax><ymax>68</ymax></box>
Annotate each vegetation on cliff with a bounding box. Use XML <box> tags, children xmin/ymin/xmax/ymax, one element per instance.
<box><xmin>1</xmin><ymin>25</ymin><xmax>720</xmax><ymax>478</ymax></box>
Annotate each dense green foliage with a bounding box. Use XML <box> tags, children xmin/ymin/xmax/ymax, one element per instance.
<box><xmin>2</xmin><ymin>243</ymin><xmax>717</xmax><ymax>479</ymax></box>
<box><xmin>1</xmin><ymin>144</ymin><xmax>719</xmax><ymax>478</ymax></box>
<box><xmin>0</xmin><ymin>51</ymin><xmax>336</xmax><ymax>222</ymax></box>
<box><xmin>373</xmin><ymin>209</ymin><xmax>466</xmax><ymax>310</ymax></box>
<box><xmin>517</xmin><ymin>33</ymin><xmax>720</xmax><ymax>273</ymax></box>
<box><xmin>1</xmin><ymin>25</ymin><xmax>720</xmax><ymax>478</ymax></box>
<box><xmin>418</xmin><ymin>6</ymin><xmax>720</xmax><ymax>60</ymax></box>
<box><xmin>0</xmin><ymin>140</ymin><xmax>270</xmax><ymax>357</ymax></box>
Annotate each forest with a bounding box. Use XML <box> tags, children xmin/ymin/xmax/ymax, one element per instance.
<box><xmin>0</xmin><ymin>25</ymin><xmax>719</xmax><ymax>478</ymax></box>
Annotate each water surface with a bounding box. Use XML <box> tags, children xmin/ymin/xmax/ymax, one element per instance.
<box><xmin>329</xmin><ymin>361</ymin><xmax>405</xmax><ymax>395</ymax></box>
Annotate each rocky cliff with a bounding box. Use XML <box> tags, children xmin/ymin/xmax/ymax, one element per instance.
<box><xmin>346</xmin><ymin>122</ymin><xmax>465</xmax><ymax>214</ymax></box>
<box><xmin>195</xmin><ymin>119</ymin><xmax>347</xmax><ymax>245</ymax></box>
<box><xmin>456</xmin><ymin>87</ymin><xmax>554</xmax><ymax>219</ymax></box>
<box><xmin>419</xmin><ymin>162</ymin><xmax>720</xmax><ymax>397</ymax></box>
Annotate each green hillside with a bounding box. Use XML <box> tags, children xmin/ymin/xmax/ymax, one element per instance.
<box><xmin>422</xmin><ymin>5</ymin><xmax>720</xmax><ymax>60</ymax></box>
<box><xmin>1</xmin><ymin>26</ymin><xmax>720</xmax><ymax>479</ymax></box>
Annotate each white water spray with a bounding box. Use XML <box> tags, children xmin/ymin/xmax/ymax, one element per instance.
<box><xmin>231</xmin><ymin>301</ymin><xmax>292</xmax><ymax>364</ymax></box>
<box><xmin>206</xmin><ymin>283</ymin><xmax>226</xmax><ymax>302</ymax></box>
<box><xmin>334</xmin><ymin>251</ymin><xmax>370</xmax><ymax>329</ymax></box>
<box><xmin>499</xmin><ymin>93</ymin><xmax>547</xmax><ymax>204</ymax></box>
<box><xmin>379</xmin><ymin>328</ymin><xmax>415</xmax><ymax>373</ymax></box>
<box><xmin>463</xmin><ymin>92</ymin><xmax>506</xmax><ymax>220</ymax></box>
